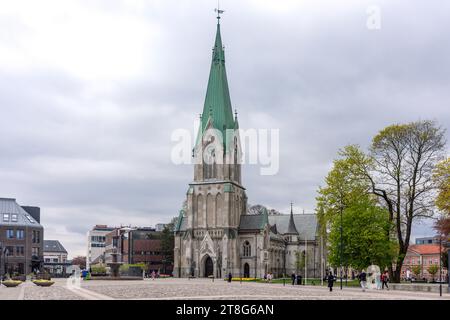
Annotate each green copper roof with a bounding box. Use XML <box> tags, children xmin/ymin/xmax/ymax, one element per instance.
<box><xmin>199</xmin><ymin>21</ymin><xmax>235</xmax><ymax>141</ymax></box>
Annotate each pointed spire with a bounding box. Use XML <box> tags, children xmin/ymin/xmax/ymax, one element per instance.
<box><xmin>260</xmin><ymin>207</ymin><xmax>269</xmax><ymax>230</ymax></box>
<box><xmin>286</xmin><ymin>202</ymin><xmax>299</xmax><ymax>235</ymax></box>
<box><xmin>196</xmin><ymin>13</ymin><xmax>235</xmax><ymax>147</ymax></box>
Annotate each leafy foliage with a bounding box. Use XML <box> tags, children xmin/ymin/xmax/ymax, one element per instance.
<box><xmin>325</xmin><ymin>121</ymin><xmax>447</xmax><ymax>282</ymax></box>
<box><xmin>412</xmin><ymin>265</ymin><xmax>421</xmax><ymax>278</ymax></box>
<box><xmin>327</xmin><ymin>196</ymin><xmax>397</xmax><ymax>270</ymax></box>
<box><xmin>317</xmin><ymin>146</ymin><xmax>397</xmax><ymax>271</ymax></box>
<box><xmin>427</xmin><ymin>264</ymin><xmax>439</xmax><ymax>280</ymax></box>
<box><xmin>434</xmin><ymin>158</ymin><xmax>450</xmax><ymax>215</ymax></box>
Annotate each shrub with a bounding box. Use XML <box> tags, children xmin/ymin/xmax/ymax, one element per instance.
<box><xmin>32</xmin><ymin>280</ymin><xmax>55</xmax><ymax>287</ymax></box>
<box><xmin>119</xmin><ymin>263</ymin><xmax>146</xmax><ymax>273</ymax></box>
<box><xmin>90</xmin><ymin>264</ymin><xmax>107</xmax><ymax>274</ymax></box>
<box><xmin>2</xmin><ymin>280</ymin><xmax>22</xmax><ymax>287</ymax></box>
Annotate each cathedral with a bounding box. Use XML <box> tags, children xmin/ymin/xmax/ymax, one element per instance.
<box><xmin>173</xmin><ymin>14</ymin><xmax>323</xmax><ymax>279</ymax></box>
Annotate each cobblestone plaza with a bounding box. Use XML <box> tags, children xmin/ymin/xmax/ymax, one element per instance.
<box><xmin>1</xmin><ymin>278</ymin><xmax>449</xmax><ymax>300</ymax></box>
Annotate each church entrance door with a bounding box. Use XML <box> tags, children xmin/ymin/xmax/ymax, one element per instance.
<box><xmin>244</xmin><ymin>263</ymin><xmax>250</xmax><ymax>278</ymax></box>
<box><xmin>204</xmin><ymin>256</ymin><xmax>213</xmax><ymax>277</ymax></box>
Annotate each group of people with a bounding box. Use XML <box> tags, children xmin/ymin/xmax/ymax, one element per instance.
<box><xmin>326</xmin><ymin>270</ymin><xmax>390</xmax><ymax>292</ymax></box>
<box><xmin>263</xmin><ymin>272</ymin><xmax>274</xmax><ymax>282</ymax></box>
<box><xmin>145</xmin><ymin>270</ymin><xmax>158</xmax><ymax>280</ymax></box>
<box><xmin>291</xmin><ymin>273</ymin><xmax>303</xmax><ymax>285</ymax></box>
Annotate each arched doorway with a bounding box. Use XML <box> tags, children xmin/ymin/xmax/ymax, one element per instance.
<box><xmin>204</xmin><ymin>256</ymin><xmax>213</xmax><ymax>277</ymax></box>
<box><xmin>244</xmin><ymin>263</ymin><xmax>250</xmax><ymax>278</ymax></box>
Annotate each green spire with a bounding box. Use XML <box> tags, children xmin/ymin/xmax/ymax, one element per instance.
<box><xmin>199</xmin><ymin>19</ymin><xmax>235</xmax><ymax>141</ymax></box>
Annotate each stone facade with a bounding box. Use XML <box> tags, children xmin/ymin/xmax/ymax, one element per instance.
<box><xmin>173</xmin><ymin>17</ymin><xmax>323</xmax><ymax>279</ymax></box>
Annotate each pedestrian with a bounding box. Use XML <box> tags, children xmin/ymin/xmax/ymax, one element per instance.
<box><xmin>291</xmin><ymin>273</ymin><xmax>296</xmax><ymax>285</ymax></box>
<box><xmin>263</xmin><ymin>273</ymin><xmax>267</xmax><ymax>282</ymax></box>
<box><xmin>268</xmin><ymin>272</ymin><xmax>272</xmax><ymax>283</ymax></box>
<box><xmin>358</xmin><ymin>270</ymin><xmax>367</xmax><ymax>292</ymax></box>
<box><xmin>382</xmin><ymin>271</ymin><xmax>389</xmax><ymax>290</ymax></box>
<box><xmin>297</xmin><ymin>274</ymin><xmax>302</xmax><ymax>285</ymax></box>
<box><xmin>376</xmin><ymin>273</ymin><xmax>382</xmax><ymax>290</ymax></box>
<box><xmin>151</xmin><ymin>270</ymin><xmax>156</xmax><ymax>280</ymax></box>
<box><xmin>327</xmin><ymin>272</ymin><xmax>335</xmax><ymax>292</ymax></box>
<box><xmin>228</xmin><ymin>272</ymin><xmax>232</xmax><ymax>283</ymax></box>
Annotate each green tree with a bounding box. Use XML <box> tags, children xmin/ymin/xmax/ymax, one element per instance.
<box><xmin>434</xmin><ymin>158</ymin><xmax>450</xmax><ymax>215</ymax></box>
<box><xmin>427</xmin><ymin>264</ymin><xmax>439</xmax><ymax>281</ymax></box>
<box><xmin>317</xmin><ymin>146</ymin><xmax>397</xmax><ymax>272</ymax></box>
<box><xmin>412</xmin><ymin>265</ymin><xmax>422</xmax><ymax>279</ymax></box>
<box><xmin>338</xmin><ymin>121</ymin><xmax>446</xmax><ymax>282</ymax></box>
<box><xmin>160</xmin><ymin>216</ymin><xmax>178</xmax><ymax>274</ymax></box>
<box><xmin>327</xmin><ymin>196</ymin><xmax>397</xmax><ymax>271</ymax></box>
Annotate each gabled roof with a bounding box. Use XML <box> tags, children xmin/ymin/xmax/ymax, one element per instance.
<box><xmin>408</xmin><ymin>244</ymin><xmax>443</xmax><ymax>255</ymax></box>
<box><xmin>44</xmin><ymin>240</ymin><xmax>67</xmax><ymax>254</ymax></box>
<box><xmin>269</xmin><ymin>214</ymin><xmax>317</xmax><ymax>241</ymax></box>
<box><xmin>239</xmin><ymin>214</ymin><xmax>267</xmax><ymax>231</ymax></box>
<box><xmin>0</xmin><ymin>198</ymin><xmax>42</xmax><ymax>227</ymax></box>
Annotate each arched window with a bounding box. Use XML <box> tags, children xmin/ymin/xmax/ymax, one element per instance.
<box><xmin>243</xmin><ymin>241</ymin><xmax>251</xmax><ymax>257</ymax></box>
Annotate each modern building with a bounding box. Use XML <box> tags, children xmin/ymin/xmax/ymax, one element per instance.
<box><xmin>86</xmin><ymin>225</ymin><xmax>115</xmax><ymax>270</ymax></box>
<box><xmin>415</xmin><ymin>236</ymin><xmax>440</xmax><ymax>245</ymax></box>
<box><xmin>43</xmin><ymin>240</ymin><xmax>70</xmax><ymax>277</ymax></box>
<box><xmin>104</xmin><ymin>227</ymin><xmax>172</xmax><ymax>275</ymax></box>
<box><xmin>401</xmin><ymin>244</ymin><xmax>448</xmax><ymax>281</ymax></box>
<box><xmin>0</xmin><ymin>198</ymin><xmax>44</xmax><ymax>275</ymax></box>
<box><xmin>173</xmin><ymin>15</ymin><xmax>321</xmax><ymax>279</ymax></box>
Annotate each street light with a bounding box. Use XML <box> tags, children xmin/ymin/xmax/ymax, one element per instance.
<box><xmin>439</xmin><ymin>235</ymin><xmax>442</xmax><ymax>297</ymax></box>
<box><xmin>340</xmin><ymin>205</ymin><xmax>343</xmax><ymax>290</ymax></box>
<box><xmin>0</xmin><ymin>242</ymin><xmax>3</xmax><ymax>280</ymax></box>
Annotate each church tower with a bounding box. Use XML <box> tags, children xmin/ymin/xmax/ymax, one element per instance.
<box><xmin>174</xmin><ymin>12</ymin><xmax>247</xmax><ymax>278</ymax></box>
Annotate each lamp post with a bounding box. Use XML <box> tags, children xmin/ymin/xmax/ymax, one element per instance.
<box><xmin>439</xmin><ymin>235</ymin><xmax>442</xmax><ymax>297</ymax></box>
<box><xmin>340</xmin><ymin>205</ymin><xmax>343</xmax><ymax>290</ymax></box>
<box><xmin>0</xmin><ymin>242</ymin><xmax>3</xmax><ymax>281</ymax></box>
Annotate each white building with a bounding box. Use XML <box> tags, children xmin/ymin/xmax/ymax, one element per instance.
<box><xmin>86</xmin><ymin>225</ymin><xmax>114</xmax><ymax>270</ymax></box>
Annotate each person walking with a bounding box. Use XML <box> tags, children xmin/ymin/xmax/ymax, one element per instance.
<box><xmin>327</xmin><ymin>272</ymin><xmax>335</xmax><ymax>292</ymax></box>
<box><xmin>382</xmin><ymin>271</ymin><xmax>389</xmax><ymax>290</ymax></box>
<box><xmin>359</xmin><ymin>270</ymin><xmax>367</xmax><ymax>292</ymax></box>
<box><xmin>376</xmin><ymin>273</ymin><xmax>382</xmax><ymax>290</ymax></box>
<box><xmin>151</xmin><ymin>270</ymin><xmax>156</xmax><ymax>280</ymax></box>
<box><xmin>228</xmin><ymin>272</ymin><xmax>232</xmax><ymax>283</ymax></box>
<box><xmin>291</xmin><ymin>273</ymin><xmax>296</xmax><ymax>285</ymax></box>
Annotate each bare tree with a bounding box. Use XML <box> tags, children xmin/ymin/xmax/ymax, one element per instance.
<box><xmin>345</xmin><ymin>120</ymin><xmax>446</xmax><ymax>282</ymax></box>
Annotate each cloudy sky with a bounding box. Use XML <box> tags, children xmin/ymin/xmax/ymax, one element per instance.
<box><xmin>1</xmin><ymin>0</ymin><xmax>449</xmax><ymax>257</ymax></box>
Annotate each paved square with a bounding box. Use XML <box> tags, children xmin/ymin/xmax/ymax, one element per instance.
<box><xmin>1</xmin><ymin>278</ymin><xmax>449</xmax><ymax>300</ymax></box>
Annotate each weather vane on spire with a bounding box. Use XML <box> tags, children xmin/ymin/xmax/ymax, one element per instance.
<box><xmin>214</xmin><ymin>0</ymin><xmax>225</xmax><ymax>21</ymax></box>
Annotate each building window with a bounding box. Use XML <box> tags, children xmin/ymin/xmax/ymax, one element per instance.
<box><xmin>11</xmin><ymin>214</ymin><xmax>18</xmax><ymax>222</ymax></box>
<box><xmin>3</xmin><ymin>213</ymin><xmax>9</xmax><ymax>222</ymax></box>
<box><xmin>53</xmin><ymin>258</ymin><xmax>58</xmax><ymax>263</ymax></box>
<box><xmin>32</xmin><ymin>247</ymin><xmax>40</xmax><ymax>256</ymax></box>
<box><xmin>32</xmin><ymin>230</ymin><xmax>41</xmax><ymax>243</ymax></box>
<box><xmin>45</xmin><ymin>258</ymin><xmax>50</xmax><ymax>263</ymax></box>
<box><xmin>243</xmin><ymin>241</ymin><xmax>251</xmax><ymax>257</ymax></box>
<box><xmin>16</xmin><ymin>246</ymin><xmax>24</xmax><ymax>256</ymax></box>
<box><xmin>16</xmin><ymin>229</ymin><xmax>25</xmax><ymax>239</ymax></box>
<box><xmin>6</xmin><ymin>246</ymin><xmax>14</xmax><ymax>256</ymax></box>
<box><xmin>6</xmin><ymin>229</ymin><xmax>14</xmax><ymax>239</ymax></box>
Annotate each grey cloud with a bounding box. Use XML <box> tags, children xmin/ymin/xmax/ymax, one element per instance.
<box><xmin>0</xmin><ymin>0</ymin><xmax>448</xmax><ymax>256</ymax></box>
